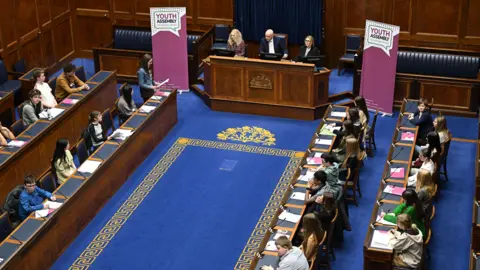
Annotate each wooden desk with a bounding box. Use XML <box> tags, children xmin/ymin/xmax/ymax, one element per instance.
<box><xmin>0</xmin><ymin>71</ymin><xmax>117</xmax><ymax>201</ymax></box>
<box><xmin>248</xmin><ymin>105</ymin><xmax>348</xmax><ymax>270</ymax></box>
<box><xmin>0</xmin><ymin>91</ymin><xmax>15</xmax><ymax>128</ymax></box>
<box><xmin>202</xmin><ymin>56</ymin><xmax>331</xmax><ymax>120</ymax></box>
<box><xmin>363</xmin><ymin>100</ymin><xmax>418</xmax><ymax>270</ymax></box>
<box><xmin>0</xmin><ymin>90</ymin><xmax>177</xmax><ymax>269</ymax></box>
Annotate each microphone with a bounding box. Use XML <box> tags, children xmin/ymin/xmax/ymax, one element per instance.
<box><xmin>55</xmin><ymin>189</ymin><xmax>70</xmax><ymax>200</ymax></box>
<box><xmin>381</xmin><ymin>160</ymin><xmax>404</xmax><ymax>185</ymax></box>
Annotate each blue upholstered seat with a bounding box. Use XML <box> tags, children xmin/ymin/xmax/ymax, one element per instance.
<box><xmin>211</xmin><ymin>42</ymin><xmax>228</xmax><ymax>50</ymax></box>
<box><xmin>397</xmin><ymin>51</ymin><xmax>480</xmax><ymax>79</ymax></box>
<box><xmin>113</xmin><ymin>28</ymin><xmax>201</xmax><ymax>54</ymax></box>
<box><xmin>0</xmin><ymin>80</ymin><xmax>21</xmax><ymax>93</ymax></box>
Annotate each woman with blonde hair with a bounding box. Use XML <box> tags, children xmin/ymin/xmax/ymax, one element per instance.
<box><xmin>388</xmin><ymin>214</ymin><xmax>423</xmax><ymax>268</ymax></box>
<box><xmin>299</xmin><ymin>213</ymin><xmax>325</xmax><ymax>262</ymax></box>
<box><xmin>433</xmin><ymin>116</ymin><xmax>451</xmax><ymax>144</ymax></box>
<box><xmin>415</xmin><ymin>169</ymin><xmax>435</xmax><ymax>211</ymax></box>
<box><xmin>342</xmin><ymin>137</ymin><xmax>363</xmax><ymax>169</ymax></box>
<box><xmin>227</xmin><ymin>29</ymin><xmax>246</xmax><ymax>56</ymax></box>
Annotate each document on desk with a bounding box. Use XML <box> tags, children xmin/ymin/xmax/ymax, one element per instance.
<box><xmin>7</xmin><ymin>140</ymin><xmax>26</xmax><ymax>148</ymax></box>
<box><xmin>371</xmin><ymin>230</ymin><xmax>392</xmax><ymax>250</ymax></box>
<box><xmin>331</xmin><ymin>111</ymin><xmax>347</xmax><ymax>117</ymax></box>
<box><xmin>383</xmin><ymin>185</ymin><xmax>406</xmax><ymax>196</ymax></box>
<box><xmin>150</xmin><ymin>96</ymin><xmax>164</xmax><ymax>100</ymax></box>
<box><xmin>78</xmin><ymin>160</ymin><xmax>102</xmax><ymax>173</ymax></box>
<box><xmin>62</xmin><ymin>98</ymin><xmax>79</xmax><ymax>105</ymax></box>
<box><xmin>139</xmin><ymin>105</ymin><xmax>156</xmax><ymax>113</ymax></box>
<box><xmin>34</xmin><ymin>202</ymin><xmax>62</xmax><ymax>218</ymax></box>
<box><xmin>298</xmin><ymin>170</ymin><xmax>315</xmax><ymax>182</ymax></box>
<box><xmin>376</xmin><ymin>214</ymin><xmax>397</xmax><ymax>226</ymax></box>
<box><xmin>278</xmin><ymin>210</ymin><xmax>301</xmax><ymax>223</ymax></box>
<box><xmin>39</xmin><ymin>108</ymin><xmax>65</xmax><ymax>119</ymax></box>
<box><xmin>315</xmin><ymin>139</ymin><xmax>333</xmax><ymax>145</ymax></box>
<box><xmin>154</xmin><ymin>91</ymin><xmax>170</xmax><ymax>97</ymax></box>
<box><xmin>111</xmin><ymin>128</ymin><xmax>134</xmax><ymax>140</ymax></box>
<box><xmin>290</xmin><ymin>192</ymin><xmax>306</xmax><ymax>201</ymax></box>
<box><xmin>273</xmin><ymin>230</ymin><xmax>290</xmax><ymax>240</ymax></box>
<box><xmin>265</xmin><ymin>240</ymin><xmax>278</xmax><ymax>251</ymax></box>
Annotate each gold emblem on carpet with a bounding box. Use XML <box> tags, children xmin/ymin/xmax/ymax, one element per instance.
<box><xmin>217</xmin><ymin>126</ymin><xmax>276</xmax><ymax>146</ymax></box>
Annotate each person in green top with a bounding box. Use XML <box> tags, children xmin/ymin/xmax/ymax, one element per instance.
<box><xmin>382</xmin><ymin>189</ymin><xmax>426</xmax><ymax>240</ymax></box>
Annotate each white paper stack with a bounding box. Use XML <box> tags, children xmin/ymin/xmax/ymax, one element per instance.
<box><xmin>371</xmin><ymin>230</ymin><xmax>392</xmax><ymax>250</ymax></box>
<box><xmin>278</xmin><ymin>210</ymin><xmax>301</xmax><ymax>223</ymax></box>
<box><xmin>7</xmin><ymin>140</ymin><xmax>26</xmax><ymax>147</ymax></box>
<box><xmin>34</xmin><ymin>201</ymin><xmax>63</xmax><ymax>218</ymax></box>
<box><xmin>39</xmin><ymin>108</ymin><xmax>65</xmax><ymax>119</ymax></box>
<box><xmin>78</xmin><ymin>160</ymin><xmax>102</xmax><ymax>174</ymax></box>
<box><xmin>150</xmin><ymin>96</ymin><xmax>163</xmax><ymax>101</ymax></box>
<box><xmin>290</xmin><ymin>192</ymin><xmax>306</xmax><ymax>201</ymax></box>
<box><xmin>315</xmin><ymin>139</ymin><xmax>333</xmax><ymax>145</ymax></box>
<box><xmin>265</xmin><ymin>240</ymin><xmax>277</xmax><ymax>251</ymax></box>
<box><xmin>298</xmin><ymin>170</ymin><xmax>315</xmax><ymax>182</ymax></box>
<box><xmin>139</xmin><ymin>105</ymin><xmax>156</xmax><ymax>113</ymax></box>
<box><xmin>331</xmin><ymin>111</ymin><xmax>347</xmax><ymax>117</ymax></box>
<box><xmin>273</xmin><ymin>230</ymin><xmax>290</xmax><ymax>240</ymax></box>
<box><xmin>376</xmin><ymin>213</ymin><xmax>397</xmax><ymax>226</ymax></box>
<box><xmin>111</xmin><ymin>128</ymin><xmax>134</xmax><ymax>140</ymax></box>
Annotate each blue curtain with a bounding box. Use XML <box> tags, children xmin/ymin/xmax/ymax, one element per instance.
<box><xmin>234</xmin><ymin>0</ymin><xmax>323</xmax><ymax>46</ymax></box>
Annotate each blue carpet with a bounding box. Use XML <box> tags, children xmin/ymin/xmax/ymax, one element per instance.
<box><xmin>53</xmin><ymin>146</ymin><xmax>292</xmax><ymax>270</ymax></box>
<box><xmin>329</xmin><ymin>69</ymin><xmax>353</xmax><ymax>96</ymax></box>
<box><xmin>51</xmin><ymin>60</ymin><xmax>477</xmax><ymax>270</ymax></box>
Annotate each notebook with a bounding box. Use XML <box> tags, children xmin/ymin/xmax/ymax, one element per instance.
<box><xmin>371</xmin><ymin>230</ymin><xmax>392</xmax><ymax>250</ymax></box>
<box><xmin>383</xmin><ymin>185</ymin><xmax>406</xmax><ymax>196</ymax></box>
<box><xmin>390</xmin><ymin>167</ymin><xmax>405</xmax><ymax>178</ymax></box>
<box><xmin>401</xmin><ymin>132</ymin><xmax>415</xmax><ymax>141</ymax></box>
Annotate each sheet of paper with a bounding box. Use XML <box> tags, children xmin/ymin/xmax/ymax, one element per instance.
<box><xmin>314</xmin><ymin>152</ymin><xmax>323</xmax><ymax>158</ymax></box>
<box><xmin>332</xmin><ymin>126</ymin><xmax>341</xmax><ymax>131</ymax></box>
<box><xmin>273</xmin><ymin>230</ymin><xmax>290</xmax><ymax>240</ymax></box>
<box><xmin>376</xmin><ymin>214</ymin><xmax>397</xmax><ymax>226</ymax></box>
<box><xmin>154</xmin><ymin>91</ymin><xmax>170</xmax><ymax>97</ymax></box>
<box><xmin>307</xmin><ymin>157</ymin><xmax>322</xmax><ymax>165</ymax></box>
<box><xmin>111</xmin><ymin>128</ymin><xmax>134</xmax><ymax>140</ymax></box>
<box><xmin>139</xmin><ymin>105</ymin><xmax>156</xmax><ymax>113</ymax></box>
<box><xmin>35</xmin><ymin>208</ymin><xmax>55</xmax><ymax>218</ymax></box>
<box><xmin>390</xmin><ymin>167</ymin><xmax>405</xmax><ymax>178</ymax></box>
<box><xmin>62</xmin><ymin>98</ymin><xmax>79</xmax><ymax>105</ymax></box>
<box><xmin>371</xmin><ymin>230</ymin><xmax>392</xmax><ymax>250</ymax></box>
<box><xmin>298</xmin><ymin>170</ymin><xmax>315</xmax><ymax>182</ymax></box>
<box><xmin>401</xmin><ymin>132</ymin><xmax>415</xmax><ymax>141</ymax></box>
<box><xmin>46</xmin><ymin>201</ymin><xmax>63</xmax><ymax>209</ymax></box>
<box><xmin>315</xmin><ymin>139</ymin><xmax>333</xmax><ymax>145</ymax></box>
<box><xmin>290</xmin><ymin>192</ymin><xmax>306</xmax><ymax>201</ymax></box>
<box><xmin>150</xmin><ymin>96</ymin><xmax>163</xmax><ymax>100</ymax></box>
<box><xmin>331</xmin><ymin>111</ymin><xmax>347</xmax><ymax>117</ymax></box>
<box><xmin>78</xmin><ymin>160</ymin><xmax>102</xmax><ymax>173</ymax></box>
<box><xmin>319</xmin><ymin>126</ymin><xmax>335</xmax><ymax>136</ymax></box>
<box><xmin>278</xmin><ymin>211</ymin><xmax>301</xmax><ymax>223</ymax></box>
<box><xmin>7</xmin><ymin>140</ymin><xmax>26</xmax><ymax>147</ymax></box>
<box><xmin>49</xmin><ymin>108</ymin><xmax>65</xmax><ymax>118</ymax></box>
<box><xmin>265</xmin><ymin>240</ymin><xmax>277</xmax><ymax>251</ymax></box>
<box><xmin>383</xmin><ymin>185</ymin><xmax>405</xmax><ymax>196</ymax></box>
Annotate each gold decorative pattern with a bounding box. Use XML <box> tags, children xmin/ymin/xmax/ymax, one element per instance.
<box><xmin>249</xmin><ymin>74</ymin><xmax>273</xmax><ymax>89</ymax></box>
<box><xmin>217</xmin><ymin>126</ymin><xmax>276</xmax><ymax>146</ymax></box>
<box><xmin>69</xmin><ymin>138</ymin><xmax>301</xmax><ymax>270</ymax></box>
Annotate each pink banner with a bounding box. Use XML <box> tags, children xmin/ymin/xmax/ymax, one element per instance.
<box><xmin>360</xmin><ymin>20</ymin><xmax>400</xmax><ymax>115</ymax></box>
<box><xmin>150</xmin><ymin>7</ymin><xmax>189</xmax><ymax>91</ymax></box>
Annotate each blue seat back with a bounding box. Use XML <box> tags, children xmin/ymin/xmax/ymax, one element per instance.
<box><xmin>13</xmin><ymin>59</ymin><xmax>26</xmax><ymax>73</ymax></box>
<box><xmin>40</xmin><ymin>171</ymin><xmax>57</xmax><ymax>193</ymax></box>
<box><xmin>102</xmin><ymin>109</ymin><xmax>114</xmax><ymax>135</ymax></box>
<box><xmin>0</xmin><ymin>60</ymin><xmax>8</xmax><ymax>85</ymax></box>
<box><xmin>76</xmin><ymin>139</ymin><xmax>89</xmax><ymax>165</ymax></box>
<box><xmin>346</xmin><ymin>35</ymin><xmax>361</xmax><ymax>52</ymax></box>
<box><xmin>0</xmin><ymin>213</ymin><xmax>12</xmax><ymax>242</ymax></box>
<box><xmin>214</xmin><ymin>25</ymin><xmax>230</xmax><ymax>43</ymax></box>
<box><xmin>397</xmin><ymin>51</ymin><xmax>480</xmax><ymax>79</ymax></box>
<box><xmin>75</xmin><ymin>66</ymin><xmax>86</xmax><ymax>82</ymax></box>
<box><xmin>113</xmin><ymin>28</ymin><xmax>201</xmax><ymax>54</ymax></box>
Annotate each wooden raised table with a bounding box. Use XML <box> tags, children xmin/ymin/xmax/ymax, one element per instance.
<box><xmin>0</xmin><ymin>90</ymin><xmax>178</xmax><ymax>269</ymax></box>
<box><xmin>0</xmin><ymin>71</ymin><xmax>118</xmax><ymax>201</ymax></box>
<box><xmin>202</xmin><ymin>56</ymin><xmax>331</xmax><ymax>120</ymax></box>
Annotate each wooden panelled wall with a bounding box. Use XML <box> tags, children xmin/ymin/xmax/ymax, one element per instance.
<box><xmin>0</xmin><ymin>0</ymin><xmax>75</xmax><ymax>72</ymax></box>
<box><xmin>75</xmin><ymin>0</ymin><xmax>233</xmax><ymax>57</ymax></box>
<box><xmin>0</xmin><ymin>0</ymin><xmax>233</xmax><ymax>71</ymax></box>
<box><xmin>325</xmin><ymin>0</ymin><xmax>480</xmax><ymax>67</ymax></box>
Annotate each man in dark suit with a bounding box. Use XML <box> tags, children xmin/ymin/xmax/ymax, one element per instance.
<box><xmin>259</xmin><ymin>29</ymin><xmax>288</xmax><ymax>59</ymax></box>
<box><xmin>295</xmin><ymin>35</ymin><xmax>321</xmax><ymax>62</ymax></box>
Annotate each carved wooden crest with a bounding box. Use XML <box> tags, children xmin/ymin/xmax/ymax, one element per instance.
<box><xmin>249</xmin><ymin>74</ymin><xmax>273</xmax><ymax>90</ymax></box>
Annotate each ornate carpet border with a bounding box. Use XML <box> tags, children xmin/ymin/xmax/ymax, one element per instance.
<box><xmin>69</xmin><ymin>138</ymin><xmax>303</xmax><ymax>270</ymax></box>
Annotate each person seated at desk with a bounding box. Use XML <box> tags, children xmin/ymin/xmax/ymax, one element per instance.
<box><xmin>313</xmin><ymin>192</ymin><xmax>337</xmax><ymax>234</ymax></box>
<box><xmin>117</xmin><ymin>84</ymin><xmax>137</xmax><ymax>123</ymax></box>
<box><xmin>0</xmin><ymin>121</ymin><xmax>15</xmax><ymax>146</ymax></box>
<box><xmin>52</xmin><ymin>138</ymin><xmax>76</xmax><ymax>185</ymax></box>
<box><xmin>260</xmin><ymin>29</ymin><xmax>288</xmax><ymax>59</ymax></box>
<box><xmin>408</xmin><ymin>98</ymin><xmax>434</xmax><ymax>146</ymax></box>
<box><xmin>305</xmin><ymin>171</ymin><xmax>341</xmax><ymax>208</ymax></box>
<box><xmin>381</xmin><ymin>189</ymin><xmax>426</xmax><ymax>240</ymax></box>
<box><xmin>137</xmin><ymin>54</ymin><xmax>163</xmax><ymax>103</ymax></box>
<box><xmin>299</xmin><ymin>213</ymin><xmax>324</xmax><ymax>263</ymax></box>
<box><xmin>21</xmin><ymin>89</ymin><xmax>43</xmax><ymax>128</ymax></box>
<box><xmin>294</xmin><ymin>35</ymin><xmax>320</xmax><ymax>62</ymax></box>
<box><xmin>415</xmin><ymin>169</ymin><xmax>435</xmax><ymax>212</ymax></box>
<box><xmin>340</xmin><ymin>138</ymin><xmax>363</xmax><ymax>175</ymax></box>
<box><xmin>408</xmin><ymin>148</ymin><xmax>435</xmax><ymax>187</ymax></box>
<box><xmin>331</xmin><ymin>120</ymin><xmax>356</xmax><ymax>162</ymax></box>
<box><xmin>18</xmin><ymin>174</ymin><xmax>56</xmax><ymax>220</ymax></box>
<box><xmin>55</xmin><ymin>63</ymin><xmax>89</xmax><ymax>102</ymax></box>
<box><xmin>260</xmin><ymin>236</ymin><xmax>309</xmax><ymax>270</ymax></box>
<box><xmin>84</xmin><ymin>111</ymin><xmax>113</xmax><ymax>153</ymax></box>
<box><xmin>226</xmin><ymin>29</ymin><xmax>246</xmax><ymax>57</ymax></box>
<box><xmin>354</xmin><ymin>96</ymin><xmax>369</xmax><ymax>131</ymax></box>
<box><xmin>315</xmin><ymin>153</ymin><xmax>340</xmax><ymax>186</ymax></box>
<box><xmin>387</xmin><ymin>214</ymin><xmax>423</xmax><ymax>269</ymax></box>
<box><xmin>415</xmin><ymin>131</ymin><xmax>442</xmax><ymax>162</ymax></box>
<box><xmin>33</xmin><ymin>69</ymin><xmax>57</xmax><ymax>108</ymax></box>
<box><xmin>433</xmin><ymin>116</ymin><xmax>451</xmax><ymax>144</ymax></box>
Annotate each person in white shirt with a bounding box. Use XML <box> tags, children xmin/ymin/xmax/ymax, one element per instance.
<box><xmin>388</xmin><ymin>214</ymin><xmax>423</xmax><ymax>269</ymax></box>
<box><xmin>408</xmin><ymin>148</ymin><xmax>435</xmax><ymax>187</ymax></box>
<box><xmin>260</xmin><ymin>29</ymin><xmax>288</xmax><ymax>59</ymax></box>
<box><xmin>33</xmin><ymin>70</ymin><xmax>57</xmax><ymax>108</ymax></box>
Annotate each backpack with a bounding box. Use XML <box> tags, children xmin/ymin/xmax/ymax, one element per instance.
<box><xmin>82</xmin><ymin>125</ymin><xmax>93</xmax><ymax>150</ymax></box>
<box><xmin>3</xmin><ymin>185</ymin><xmax>25</xmax><ymax>227</ymax></box>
